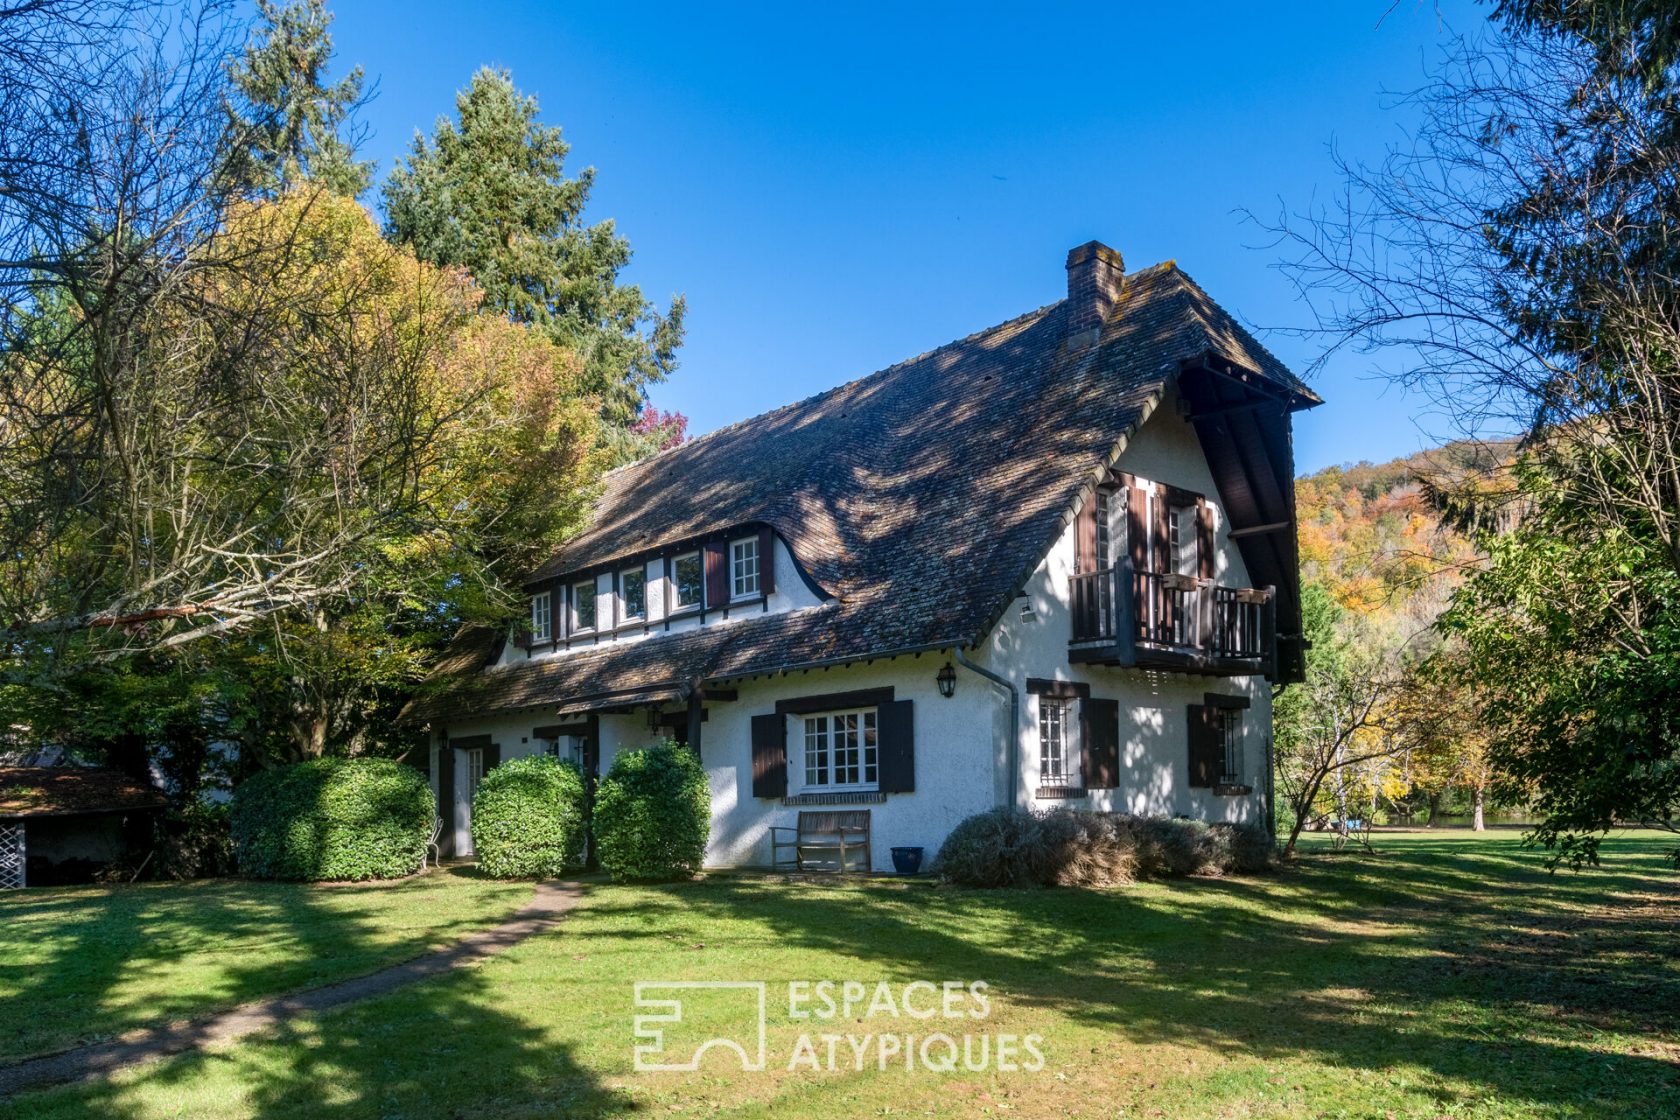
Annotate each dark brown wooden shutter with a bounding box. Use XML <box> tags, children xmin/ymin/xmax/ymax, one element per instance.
<box><xmin>512</xmin><ymin>624</ymin><xmax>532</xmax><ymax>649</ymax></box>
<box><xmin>436</xmin><ymin>744</ymin><xmax>455</xmax><ymax>856</ymax></box>
<box><xmin>1152</xmin><ymin>484</ymin><xmax>1170</xmax><ymax>574</ymax></box>
<box><xmin>1197</xmin><ymin>499</ymin><xmax>1214</xmax><ymax>581</ymax></box>
<box><xmin>1127</xmin><ymin>485</ymin><xmax>1149</xmax><ymax>571</ymax></box>
<box><xmin>750</xmin><ymin>713</ymin><xmax>786</xmax><ymax>798</ymax></box>
<box><xmin>1081</xmin><ymin>697</ymin><xmax>1120</xmax><ymax>789</ymax></box>
<box><xmin>549</xmin><ymin>589</ymin><xmax>562</xmax><ymax>642</ymax></box>
<box><xmin>758</xmin><ymin>526</ymin><xmax>776</xmax><ymax>595</ymax></box>
<box><xmin>483</xmin><ymin>742</ymin><xmax>501</xmax><ymax>772</ymax></box>
<box><xmin>1075</xmin><ymin>491</ymin><xmax>1099</xmax><ymax>574</ymax></box>
<box><xmin>704</xmin><ymin>540</ymin><xmax>729</xmax><ymax>608</ymax></box>
<box><xmin>877</xmin><ymin>699</ymin><xmax>915</xmax><ymax>793</ymax></box>
<box><xmin>1187</xmin><ymin>703</ymin><xmax>1220</xmax><ymax>788</ymax></box>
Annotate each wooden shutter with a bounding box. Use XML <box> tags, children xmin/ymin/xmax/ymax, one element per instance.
<box><xmin>877</xmin><ymin>699</ymin><xmax>915</xmax><ymax>793</ymax></box>
<box><xmin>549</xmin><ymin>589</ymin><xmax>562</xmax><ymax>643</ymax></box>
<box><xmin>436</xmin><ymin>744</ymin><xmax>455</xmax><ymax>856</ymax></box>
<box><xmin>1152</xmin><ymin>484</ymin><xmax>1170</xmax><ymax>574</ymax></box>
<box><xmin>758</xmin><ymin>527</ymin><xmax>776</xmax><ymax>596</ymax></box>
<box><xmin>704</xmin><ymin>540</ymin><xmax>730</xmax><ymax>607</ymax></box>
<box><xmin>1081</xmin><ymin>697</ymin><xmax>1120</xmax><ymax>789</ymax></box>
<box><xmin>1187</xmin><ymin>703</ymin><xmax>1220</xmax><ymax>788</ymax></box>
<box><xmin>1075</xmin><ymin>491</ymin><xmax>1098</xmax><ymax>574</ymax></box>
<box><xmin>1197</xmin><ymin>499</ymin><xmax>1214</xmax><ymax>581</ymax></box>
<box><xmin>1127</xmin><ymin>485</ymin><xmax>1149</xmax><ymax>571</ymax></box>
<box><xmin>750</xmin><ymin>713</ymin><xmax>787</xmax><ymax>798</ymax></box>
<box><xmin>512</xmin><ymin>624</ymin><xmax>532</xmax><ymax>649</ymax></box>
<box><xmin>483</xmin><ymin>742</ymin><xmax>501</xmax><ymax>772</ymax></box>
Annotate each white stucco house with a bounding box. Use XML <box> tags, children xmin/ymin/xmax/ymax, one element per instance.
<box><xmin>408</xmin><ymin>241</ymin><xmax>1320</xmax><ymax>870</ymax></box>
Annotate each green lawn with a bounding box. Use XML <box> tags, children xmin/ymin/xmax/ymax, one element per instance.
<box><xmin>0</xmin><ymin>869</ymin><xmax>530</xmax><ymax>1062</ymax></box>
<box><xmin>4</xmin><ymin>831</ymin><xmax>1677</xmax><ymax>1119</ymax></box>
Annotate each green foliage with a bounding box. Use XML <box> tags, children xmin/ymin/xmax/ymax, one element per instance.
<box><xmin>151</xmin><ymin>801</ymin><xmax>236</xmax><ymax>881</ymax></box>
<box><xmin>935</xmin><ymin>809</ymin><xmax>1272</xmax><ymax>888</ymax></box>
<box><xmin>382</xmin><ymin>66</ymin><xmax>686</xmax><ymax>427</ymax></box>
<box><xmin>592</xmin><ymin>742</ymin><xmax>710</xmax><ymax>881</ymax></box>
<box><xmin>230</xmin><ymin>758</ymin><xmax>433</xmax><ymax>881</ymax></box>
<box><xmin>226</xmin><ymin>0</ymin><xmax>372</xmax><ymax>197</ymax></box>
<box><xmin>1443</xmin><ymin>453</ymin><xmax>1680</xmax><ymax>869</ymax></box>
<box><xmin>470</xmin><ymin>755</ymin><xmax>587</xmax><ymax>878</ymax></box>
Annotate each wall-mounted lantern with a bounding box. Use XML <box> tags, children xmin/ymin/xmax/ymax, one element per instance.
<box><xmin>936</xmin><ymin>661</ymin><xmax>957</xmax><ymax>698</ymax></box>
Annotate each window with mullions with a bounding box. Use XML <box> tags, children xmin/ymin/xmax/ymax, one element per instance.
<box><xmin>1039</xmin><ymin>697</ymin><xmax>1074</xmax><ymax>784</ymax></box>
<box><xmin>530</xmin><ymin>592</ymin><xmax>551</xmax><ymax>642</ymax></box>
<box><xmin>731</xmin><ymin>537</ymin><xmax>760</xmax><ymax>599</ymax></box>
<box><xmin>801</xmin><ymin>709</ymin><xmax>878</xmax><ymax>790</ymax></box>
<box><xmin>1218</xmin><ymin>706</ymin><xmax>1243</xmax><ymax>785</ymax></box>
<box><xmin>572</xmin><ymin>581</ymin><xmax>597</xmax><ymax>632</ymax></box>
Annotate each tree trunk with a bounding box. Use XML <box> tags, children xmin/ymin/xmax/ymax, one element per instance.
<box><xmin>1472</xmin><ymin>786</ymin><xmax>1486</xmax><ymax>832</ymax></box>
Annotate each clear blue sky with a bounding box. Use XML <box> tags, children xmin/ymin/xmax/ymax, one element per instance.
<box><xmin>328</xmin><ymin>1</ymin><xmax>1485</xmax><ymax>474</ymax></box>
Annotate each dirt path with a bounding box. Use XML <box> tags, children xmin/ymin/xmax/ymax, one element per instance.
<box><xmin>0</xmin><ymin>879</ymin><xmax>584</xmax><ymax>1098</ymax></box>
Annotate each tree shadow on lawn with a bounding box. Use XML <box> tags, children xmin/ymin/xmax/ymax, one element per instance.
<box><xmin>599</xmin><ymin>841</ymin><xmax>1680</xmax><ymax>1118</ymax></box>
<box><xmin>5</xmin><ymin>965</ymin><xmax>632</xmax><ymax>1120</ymax></box>
<box><xmin>0</xmin><ymin>872</ymin><xmax>523</xmax><ymax>1064</ymax></box>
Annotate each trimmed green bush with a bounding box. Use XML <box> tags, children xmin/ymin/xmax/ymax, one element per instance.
<box><xmin>936</xmin><ymin>808</ymin><xmax>1272</xmax><ymax>887</ymax></box>
<box><xmin>471</xmin><ymin>754</ymin><xmax>586</xmax><ymax>878</ymax></box>
<box><xmin>231</xmin><ymin>758</ymin><xmax>433</xmax><ymax>881</ymax></box>
<box><xmin>593</xmin><ymin>741</ymin><xmax>710</xmax><ymax>881</ymax></box>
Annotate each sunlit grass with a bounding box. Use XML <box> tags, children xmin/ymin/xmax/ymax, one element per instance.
<box><xmin>5</xmin><ymin>831</ymin><xmax>1677</xmax><ymax>1119</ymax></box>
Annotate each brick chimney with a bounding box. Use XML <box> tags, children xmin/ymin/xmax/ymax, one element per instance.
<box><xmin>1065</xmin><ymin>240</ymin><xmax>1125</xmax><ymax>341</ymax></box>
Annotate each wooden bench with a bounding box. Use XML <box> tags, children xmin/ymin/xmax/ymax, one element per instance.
<box><xmin>770</xmin><ymin>810</ymin><xmax>872</xmax><ymax>873</ymax></box>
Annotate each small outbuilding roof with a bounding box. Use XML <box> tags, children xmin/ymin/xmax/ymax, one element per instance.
<box><xmin>0</xmin><ymin>768</ymin><xmax>168</xmax><ymax>819</ymax></box>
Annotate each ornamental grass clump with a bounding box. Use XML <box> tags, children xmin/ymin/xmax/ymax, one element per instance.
<box><xmin>471</xmin><ymin>754</ymin><xmax>586</xmax><ymax>878</ymax></box>
<box><xmin>231</xmin><ymin>758</ymin><xmax>433</xmax><ymax>881</ymax></box>
<box><xmin>593</xmin><ymin>741</ymin><xmax>710</xmax><ymax>881</ymax></box>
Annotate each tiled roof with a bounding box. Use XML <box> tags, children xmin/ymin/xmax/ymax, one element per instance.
<box><xmin>411</xmin><ymin>262</ymin><xmax>1314</xmax><ymax>722</ymax></box>
<box><xmin>0</xmin><ymin>768</ymin><xmax>167</xmax><ymax>818</ymax></box>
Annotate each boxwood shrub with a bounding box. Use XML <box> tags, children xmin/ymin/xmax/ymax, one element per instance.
<box><xmin>936</xmin><ymin>808</ymin><xmax>1273</xmax><ymax>887</ymax></box>
<box><xmin>594</xmin><ymin>741</ymin><xmax>710</xmax><ymax>881</ymax></box>
<box><xmin>231</xmin><ymin>757</ymin><xmax>433</xmax><ymax>881</ymax></box>
<box><xmin>471</xmin><ymin>754</ymin><xmax>586</xmax><ymax>878</ymax></box>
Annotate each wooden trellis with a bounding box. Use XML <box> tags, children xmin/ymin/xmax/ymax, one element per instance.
<box><xmin>0</xmin><ymin>822</ymin><xmax>23</xmax><ymax>889</ymax></box>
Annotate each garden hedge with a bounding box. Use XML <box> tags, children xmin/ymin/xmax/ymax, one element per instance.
<box><xmin>593</xmin><ymin>741</ymin><xmax>710</xmax><ymax>881</ymax></box>
<box><xmin>470</xmin><ymin>754</ymin><xmax>587</xmax><ymax>878</ymax></box>
<box><xmin>231</xmin><ymin>757</ymin><xmax>433</xmax><ymax>881</ymax></box>
<box><xmin>936</xmin><ymin>808</ymin><xmax>1273</xmax><ymax>887</ymax></box>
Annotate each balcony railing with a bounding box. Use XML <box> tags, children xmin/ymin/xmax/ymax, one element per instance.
<box><xmin>1070</xmin><ymin>563</ymin><xmax>1276</xmax><ymax>675</ymax></box>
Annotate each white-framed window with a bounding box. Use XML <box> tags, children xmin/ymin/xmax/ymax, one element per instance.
<box><xmin>1170</xmin><ymin>503</ymin><xmax>1200</xmax><ymax>577</ymax></box>
<box><xmin>530</xmin><ymin>591</ymin><xmax>551</xmax><ymax>642</ymax></box>
<box><xmin>539</xmin><ymin>732</ymin><xmax>583</xmax><ymax>768</ymax></box>
<box><xmin>464</xmin><ymin>748</ymin><xmax>485</xmax><ymax>803</ymax></box>
<box><xmin>1219</xmin><ymin>706</ymin><xmax>1243</xmax><ymax>785</ymax></box>
<box><xmin>731</xmin><ymin>536</ymin><xmax>760</xmax><ymax>599</ymax></box>
<box><xmin>620</xmin><ymin>568</ymin><xmax>646</xmax><ymax>622</ymax></box>
<box><xmin>800</xmin><ymin>708</ymin><xmax>878</xmax><ymax>791</ymax></box>
<box><xmin>572</xmin><ymin>580</ymin><xmax>597</xmax><ymax>632</ymax></box>
<box><xmin>672</xmin><ymin>552</ymin><xmax>702</xmax><ymax>610</ymax></box>
<box><xmin>1038</xmin><ymin>697</ymin><xmax>1077</xmax><ymax>785</ymax></box>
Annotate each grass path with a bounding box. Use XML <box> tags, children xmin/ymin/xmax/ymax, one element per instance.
<box><xmin>5</xmin><ymin>831</ymin><xmax>1678</xmax><ymax>1119</ymax></box>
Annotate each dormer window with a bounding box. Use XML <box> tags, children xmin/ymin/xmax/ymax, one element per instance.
<box><xmin>731</xmin><ymin>536</ymin><xmax>760</xmax><ymax>600</ymax></box>
<box><xmin>672</xmin><ymin>552</ymin><xmax>702</xmax><ymax>611</ymax></box>
<box><xmin>572</xmin><ymin>581</ymin><xmax>597</xmax><ymax>632</ymax></box>
<box><xmin>620</xmin><ymin>568</ymin><xmax>646</xmax><ymax>622</ymax></box>
<box><xmin>530</xmin><ymin>592</ymin><xmax>551</xmax><ymax>643</ymax></box>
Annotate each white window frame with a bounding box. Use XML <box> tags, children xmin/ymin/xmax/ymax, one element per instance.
<box><xmin>1171</xmin><ymin>503</ymin><xmax>1199</xmax><ymax>577</ymax></box>
<box><xmin>571</xmin><ymin>580</ymin><xmax>597</xmax><ymax>633</ymax></box>
<box><xmin>671</xmin><ymin>551</ymin><xmax>703</xmax><ymax>612</ymax></box>
<box><xmin>619</xmin><ymin>567</ymin><xmax>646</xmax><ymax>623</ymax></box>
<box><xmin>464</xmin><ymin>748</ymin><xmax>485</xmax><ymax>804</ymax></box>
<box><xmin>730</xmin><ymin>536</ymin><xmax>760</xmax><ymax>600</ymax></box>
<box><xmin>530</xmin><ymin>591</ymin><xmax>551</xmax><ymax>642</ymax></box>
<box><xmin>1038</xmin><ymin>697</ymin><xmax>1080</xmax><ymax>787</ymax></box>
<box><xmin>798</xmin><ymin>708</ymin><xmax>879</xmax><ymax>792</ymax></box>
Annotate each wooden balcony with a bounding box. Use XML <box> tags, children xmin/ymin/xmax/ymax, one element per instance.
<box><xmin>1069</xmin><ymin>563</ymin><xmax>1277</xmax><ymax>678</ymax></box>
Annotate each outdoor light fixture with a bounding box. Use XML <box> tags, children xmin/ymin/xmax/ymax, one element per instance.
<box><xmin>936</xmin><ymin>662</ymin><xmax>957</xmax><ymax>698</ymax></box>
